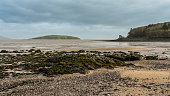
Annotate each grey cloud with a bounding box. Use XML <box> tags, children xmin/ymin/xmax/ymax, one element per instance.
<box><xmin>1</xmin><ymin>0</ymin><xmax>170</xmax><ymax>39</ymax></box>
<box><xmin>0</xmin><ymin>20</ymin><xmax>128</xmax><ymax>39</ymax></box>
<box><xmin>1</xmin><ymin>0</ymin><xmax>170</xmax><ymax>26</ymax></box>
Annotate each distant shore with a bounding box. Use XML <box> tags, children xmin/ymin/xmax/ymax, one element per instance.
<box><xmin>94</xmin><ymin>39</ymin><xmax>170</xmax><ymax>42</ymax></box>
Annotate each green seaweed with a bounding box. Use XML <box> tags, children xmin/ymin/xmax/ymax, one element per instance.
<box><xmin>0</xmin><ymin>49</ymin><xmax>156</xmax><ymax>78</ymax></box>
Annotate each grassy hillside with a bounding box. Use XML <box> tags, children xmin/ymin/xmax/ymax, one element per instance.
<box><xmin>32</xmin><ymin>35</ymin><xmax>80</xmax><ymax>39</ymax></box>
<box><xmin>127</xmin><ymin>22</ymin><xmax>170</xmax><ymax>39</ymax></box>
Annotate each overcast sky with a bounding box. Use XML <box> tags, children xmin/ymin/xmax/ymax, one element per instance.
<box><xmin>0</xmin><ymin>0</ymin><xmax>170</xmax><ymax>39</ymax></box>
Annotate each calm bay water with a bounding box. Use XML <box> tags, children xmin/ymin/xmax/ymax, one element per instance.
<box><xmin>1</xmin><ymin>39</ymin><xmax>170</xmax><ymax>51</ymax></box>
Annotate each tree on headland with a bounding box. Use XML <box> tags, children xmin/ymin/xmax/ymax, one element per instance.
<box><xmin>162</xmin><ymin>23</ymin><xmax>168</xmax><ymax>30</ymax></box>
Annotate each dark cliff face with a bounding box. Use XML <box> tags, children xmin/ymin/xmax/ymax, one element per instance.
<box><xmin>127</xmin><ymin>22</ymin><xmax>170</xmax><ymax>39</ymax></box>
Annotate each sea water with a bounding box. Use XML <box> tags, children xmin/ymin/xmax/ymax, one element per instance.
<box><xmin>1</xmin><ymin>39</ymin><xmax>170</xmax><ymax>51</ymax></box>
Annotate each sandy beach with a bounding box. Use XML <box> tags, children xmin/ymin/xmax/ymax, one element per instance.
<box><xmin>0</xmin><ymin>40</ymin><xmax>170</xmax><ymax>96</ymax></box>
<box><xmin>0</xmin><ymin>60</ymin><xmax>169</xmax><ymax>96</ymax></box>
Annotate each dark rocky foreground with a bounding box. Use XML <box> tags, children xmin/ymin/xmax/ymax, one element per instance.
<box><xmin>0</xmin><ymin>60</ymin><xmax>170</xmax><ymax>96</ymax></box>
<box><xmin>0</xmin><ymin>71</ymin><xmax>122</xmax><ymax>96</ymax></box>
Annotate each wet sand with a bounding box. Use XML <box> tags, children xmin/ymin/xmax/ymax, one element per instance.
<box><xmin>64</xmin><ymin>47</ymin><xmax>148</xmax><ymax>52</ymax></box>
<box><xmin>0</xmin><ymin>39</ymin><xmax>157</xmax><ymax>51</ymax></box>
<box><xmin>1</xmin><ymin>39</ymin><xmax>170</xmax><ymax>58</ymax></box>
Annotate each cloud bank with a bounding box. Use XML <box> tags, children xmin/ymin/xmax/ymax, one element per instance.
<box><xmin>0</xmin><ymin>0</ymin><xmax>170</xmax><ymax>39</ymax></box>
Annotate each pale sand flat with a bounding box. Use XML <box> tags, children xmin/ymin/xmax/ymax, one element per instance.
<box><xmin>64</xmin><ymin>47</ymin><xmax>148</xmax><ymax>52</ymax></box>
<box><xmin>118</xmin><ymin>68</ymin><xmax>170</xmax><ymax>83</ymax></box>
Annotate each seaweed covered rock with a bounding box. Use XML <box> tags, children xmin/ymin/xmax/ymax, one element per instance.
<box><xmin>0</xmin><ymin>50</ymin><xmax>9</xmax><ymax>53</ymax></box>
<box><xmin>37</xmin><ymin>54</ymin><xmax>128</xmax><ymax>76</ymax></box>
<box><xmin>0</xmin><ymin>50</ymin><xmax>150</xmax><ymax>78</ymax></box>
<box><xmin>106</xmin><ymin>51</ymin><xmax>143</xmax><ymax>61</ymax></box>
<box><xmin>145</xmin><ymin>56</ymin><xmax>158</xmax><ymax>60</ymax></box>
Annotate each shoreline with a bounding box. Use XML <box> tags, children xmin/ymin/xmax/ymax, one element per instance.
<box><xmin>63</xmin><ymin>47</ymin><xmax>148</xmax><ymax>52</ymax></box>
<box><xmin>94</xmin><ymin>39</ymin><xmax>170</xmax><ymax>42</ymax></box>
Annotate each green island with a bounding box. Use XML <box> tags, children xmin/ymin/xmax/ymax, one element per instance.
<box><xmin>117</xmin><ymin>22</ymin><xmax>170</xmax><ymax>41</ymax></box>
<box><xmin>32</xmin><ymin>35</ymin><xmax>80</xmax><ymax>39</ymax></box>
